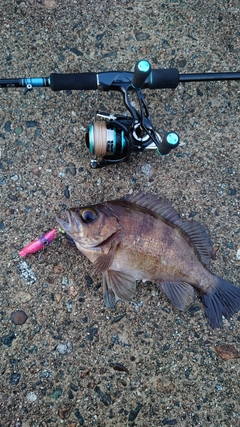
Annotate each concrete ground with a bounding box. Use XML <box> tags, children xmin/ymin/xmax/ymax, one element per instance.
<box><xmin>0</xmin><ymin>1</ymin><xmax>239</xmax><ymax>426</ymax></box>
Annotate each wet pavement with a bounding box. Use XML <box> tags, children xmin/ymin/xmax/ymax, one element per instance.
<box><xmin>0</xmin><ymin>1</ymin><xmax>240</xmax><ymax>426</ymax></box>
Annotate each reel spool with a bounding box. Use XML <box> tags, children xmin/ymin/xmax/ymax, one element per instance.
<box><xmin>86</xmin><ymin>118</ymin><xmax>133</xmax><ymax>165</ymax></box>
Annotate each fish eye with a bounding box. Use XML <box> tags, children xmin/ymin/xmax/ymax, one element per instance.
<box><xmin>80</xmin><ymin>208</ymin><xmax>97</xmax><ymax>223</ymax></box>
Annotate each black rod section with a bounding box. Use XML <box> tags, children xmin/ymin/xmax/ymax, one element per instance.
<box><xmin>179</xmin><ymin>72</ymin><xmax>240</xmax><ymax>83</ymax></box>
<box><xmin>0</xmin><ymin>79</ymin><xmax>22</xmax><ymax>87</ymax></box>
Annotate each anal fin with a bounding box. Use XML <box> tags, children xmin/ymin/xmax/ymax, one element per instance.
<box><xmin>158</xmin><ymin>281</ymin><xmax>195</xmax><ymax>310</ymax></box>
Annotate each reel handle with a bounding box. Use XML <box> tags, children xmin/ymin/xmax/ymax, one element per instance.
<box><xmin>157</xmin><ymin>132</ymin><xmax>180</xmax><ymax>155</ymax></box>
<box><xmin>131</xmin><ymin>60</ymin><xmax>151</xmax><ymax>89</ymax></box>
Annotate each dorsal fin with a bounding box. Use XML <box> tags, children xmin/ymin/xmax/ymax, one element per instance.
<box><xmin>176</xmin><ymin>220</ymin><xmax>213</xmax><ymax>266</ymax></box>
<box><xmin>124</xmin><ymin>192</ymin><xmax>212</xmax><ymax>266</ymax></box>
<box><xmin>124</xmin><ymin>192</ymin><xmax>180</xmax><ymax>223</ymax></box>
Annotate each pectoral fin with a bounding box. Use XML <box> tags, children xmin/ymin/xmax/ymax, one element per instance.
<box><xmin>94</xmin><ymin>252</ymin><xmax>114</xmax><ymax>274</ymax></box>
<box><xmin>102</xmin><ymin>270</ymin><xmax>136</xmax><ymax>308</ymax></box>
<box><xmin>94</xmin><ymin>233</ymin><xmax>124</xmax><ymax>275</ymax></box>
<box><xmin>158</xmin><ymin>281</ymin><xmax>195</xmax><ymax>310</ymax></box>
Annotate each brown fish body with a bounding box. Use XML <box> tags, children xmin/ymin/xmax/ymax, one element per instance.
<box><xmin>98</xmin><ymin>201</ymin><xmax>209</xmax><ymax>286</ymax></box>
<box><xmin>57</xmin><ymin>193</ymin><xmax>240</xmax><ymax>328</ymax></box>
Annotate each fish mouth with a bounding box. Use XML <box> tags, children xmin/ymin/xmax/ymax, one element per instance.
<box><xmin>56</xmin><ymin>211</ymin><xmax>81</xmax><ymax>235</ymax></box>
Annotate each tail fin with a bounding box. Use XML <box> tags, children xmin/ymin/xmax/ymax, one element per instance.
<box><xmin>202</xmin><ymin>275</ymin><xmax>240</xmax><ymax>328</ymax></box>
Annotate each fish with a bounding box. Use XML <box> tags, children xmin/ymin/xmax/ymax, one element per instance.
<box><xmin>56</xmin><ymin>193</ymin><xmax>240</xmax><ymax>328</ymax></box>
<box><xmin>19</xmin><ymin>228</ymin><xmax>57</xmax><ymax>257</ymax></box>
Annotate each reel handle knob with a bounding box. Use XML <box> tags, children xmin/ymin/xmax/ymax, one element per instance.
<box><xmin>132</xmin><ymin>60</ymin><xmax>151</xmax><ymax>89</ymax></box>
<box><xmin>158</xmin><ymin>132</ymin><xmax>180</xmax><ymax>155</ymax></box>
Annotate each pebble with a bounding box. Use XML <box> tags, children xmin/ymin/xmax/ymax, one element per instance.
<box><xmin>26</xmin><ymin>120</ymin><xmax>38</xmax><ymax>128</ymax></box>
<box><xmin>64</xmin><ymin>185</ymin><xmax>70</xmax><ymax>199</ymax></box>
<box><xmin>215</xmin><ymin>384</ymin><xmax>223</xmax><ymax>391</ymax></box>
<box><xmin>162</xmin><ymin>419</ymin><xmax>177</xmax><ymax>426</ymax></box>
<box><xmin>132</xmin><ymin>300</ymin><xmax>143</xmax><ymax>310</ymax></box>
<box><xmin>0</xmin><ymin>176</ymin><xmax>7</xmax><ymax>186</ymax></box>
<box><xmin>70</xmin><ymin>47</ymin><xmax>83</xmax><ymax>56</ymax></box>
<box><xmin>165</xmin><ymin>103</ymin><xmax>176</xmax><ymax>114</ymax></box>
<box><xmin>61</xmin><ymin>276</ymin><xmax>70</xmax><ymax>285</ymax></box>
<box><xmin>128</xmin><ymin>403</ymin><xmax>143</xmax><ymax>422</ymax></box>
<box><xmin>18</xmin><ymin>260</ymin><xmax>37</xmax><ymax>284</ymax></box>
<box><xmin>58</xmin><ymin>407</ymin><xmax>71</xmax><ymax>419</ymax></box>
<box><xmin>87</xmin><ymin>327</ymin><xmax>98</xmax><ymax>341</ymax></box>
<box><xmin>1</xmin><ymin>332</ymin><xmax>16</xmax><ymax>347</ymax></box>
<box><xmin>68</xmin><ymin>389</ymin><xmax>74</xmax><ymax>399</ymax></box>
<box><xmin>8</xmin><ymin>194</ymin><xmax>18</xmax><ymax>202</ymax></box>
<box><xmin>177</xmin><ymin>58</ymin><xmax>187</xmax><ymax>68</ymax></box>
<box><xmin>95</xmin><ymin>386</ymin><xmax>112</xmax><ymax>406</ymax></box>
<box><xmin>184</xmin><ymin>366</ymin><xmax>192</xmax><ymax>379</ymax></box>
<box><xmin>10</xmin><ymin>174</ymin><xmax>19</xmax><ymax>181</ymax></box>
<box><xmin>236</xmin><ymin>248</ymin><xmax>240</xmax><ymax>260</ymax></box>
<box><xmin>111</xmin><ymin>334</ymin><xmax>131</xmax><ymax>348</ymax></box>
<box><xmin>55</xmin><ymin>293</ymin><xmax>62</xmax><ymax>303</ymax></box>
<box><xmin>4</xmin><ymin>121</ymin><xmax>11</xmax><ymax>132</ymax></box>
<box><xmin>111</xmin><ymin>363</ymin><xmax>129</xmax><ymax>373</ymax></box>
<box><xmin>68</xmin><ymin>286</ymin><xmax>78</xmax><ymax>297</ymax></box>
<box><xmin>215</xmin><ymin>344</ymin><xmax>240</xmax><ymax>360</ymax></box>
<box><xmin>70</xmin><ymin>383</ymin><xmax>78</xmax><ymax>391</ymax></box>
<box><xmin>14</xmin><ymin>126</ymin><xmax>23</xmax><ymax>135</ymax></box>
<box><xmin>66</xmin><ymin>162</ymin><xmax>77</xmax><ymax>176</ymax></box>
<box><xmin>188</xmin><ymin>305</ymin><xmax>201</xmax><ymax>314</ymax></box>
<box><xmin>16</xmin><ymin>140</ymin><xmax>24</xmax><ymax>146</ymax></box>
<box><xmin>56</xmin><ymin>341</ymin><xmax>73</xmax><ymax>354</ymax></box>
<box><xmin>35</xmin><ymin>127</ymin><xmax>41</xmax><ymax>136</ymax></box>
<box><xmin>135</xmin><ymin>32</ymin><xmax>150</xmax><ymax>41</ymax></box>
<box><xmin>10</xmin><ymin>310</ymin><xmax>28</xmax><ymax>325</ymax></box>
<box><xmin>111</xmin><ymin>314</ymin><xmax>126</xmax><ymax>323</ymax></box>
<box><xmin>9</xmin><ymin>372</ymin><xmax>21</xmax><ymax>385</ymax></box>
<box><xmin>85</xmin><ymin>275</ymin><xmax>93</xmax><ymax>287</ymax></box>
<box><xmin>189</xmin><ymin>210</ymin><xmax>198</xmax><ymax>218</ymax></box>
<box><xmin>39</xmin><ymin>370</ymin><xmax>52</xmax><ymax>378</ymax></box>
<box><xmin>96</xmin><ymin>33</ymin><xmax>104</xmax><ymax>41</ymax></box>
<box><xmin>229</xmin><ymin>188</ymin><xmax>236</xmax><ymax>195</ymax></box>
<box><xmin>226</xmin><ymin>241</ymin><xmax>234</xmax><ymax>250</ymax></box>
<box><xmin>33</xmin><ymin>325</ymin><xmax>42</xmax><ymax>335</ymax></box>
<box><xmin>51</xmin><ymin>388</ymin><xmax>62</xmax><ymax>400</ymax></box>
<box><xmin>26</xmin><ymin>392</ymin><xmax>37</xmax><ymax>402</ymax></box>
<box><xmin>74</xmin><ymin>409</ymin><xmax>84</xmax><ymax>425</ymax></box>
<box><xmin>66</xmin><ymin>300</ymin><xmax>73</xmax><ymax>313</ymax></box>
<box><xmin>31</xmin><ymin>167</ymin><xmax>41</xmax><ymax>177</ymax></box>
<box><xmin>141</xmin><ymin>163</ymin><xmax>152</xmax><ymax>177</ymax></box>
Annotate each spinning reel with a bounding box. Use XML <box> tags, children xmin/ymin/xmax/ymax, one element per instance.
<box><xmin>86</xmin><ymin>112</ymin><xmax>179</xmax><ymax>168</ymax></box>
<box><xmin>86</xmin><ymin>60</ymin><xmax>179</xmax><ymax>168</ymax></box>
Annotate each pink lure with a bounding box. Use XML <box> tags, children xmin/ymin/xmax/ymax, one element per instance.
<box><xmin>19</xmin><ymin>228</ymin><xmax>57</xmax><ymax>257</ymax></box>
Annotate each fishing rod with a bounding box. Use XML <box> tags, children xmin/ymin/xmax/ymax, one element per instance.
<box><xmin>1</xmin><ymin>60</ymin><xmax>240</xmax><ymax>168</ymax></box>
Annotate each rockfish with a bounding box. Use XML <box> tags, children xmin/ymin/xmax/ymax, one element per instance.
<box><xmin>56</xmin><ymin>193</ymin><xmax>240</xmax><ymax>328</ymax></box>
